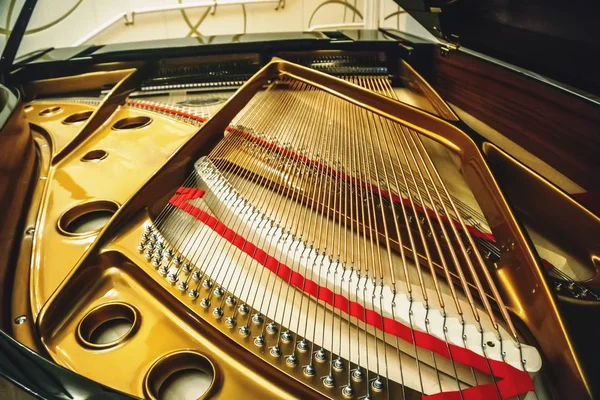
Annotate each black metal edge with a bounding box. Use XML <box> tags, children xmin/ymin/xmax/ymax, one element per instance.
<box><xmin>0</xmin><ymin>0</ymin><xmax>38</xmax><ymax>85</ymax></box>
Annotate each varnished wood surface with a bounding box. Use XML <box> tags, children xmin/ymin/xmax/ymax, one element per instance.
<box><xmin>429</xmin><ymin>49</ymin><xmax>600</xmax><ymax>192</ymax></box>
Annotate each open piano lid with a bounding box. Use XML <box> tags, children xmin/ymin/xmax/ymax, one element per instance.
<box><xmin>393</xmin><ymin>0</ymin><xmax>600</xmax><ymax>95</ymax></box>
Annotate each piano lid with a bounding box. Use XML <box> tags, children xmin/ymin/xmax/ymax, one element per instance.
<box><xmin>393</xmin><ymin>0</ymin><xmax>600</xmax><ymax>95</ymax></box>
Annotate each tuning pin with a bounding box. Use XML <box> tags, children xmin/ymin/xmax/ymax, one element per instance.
<box><xmin>269</xmin><ymin>345</ymin><xmax>282</xmax><ymax>358</ymax></box>
<box><xmin>225</xmin><ymin>295</ymin><xmax>236</xmax><ymax>306</ymax></box>
<box><xmin>182</xmin><ymin>263</ymin><xmax>192</xmax><ymax>273</ymax></box>
<box><xmin>315</xmin><ymin>348</ymin><xmax>327</xmax><ymax>363</ymax></box>
<box><xmin>352</xmin><ymin>368</ymin><xmax>363</xmax><ymax>382</ymax></box>
<box><xmin>212</xmin><ymin>307</ymin><xmax>223</xmax><ymax>319</ymax></box>
<box><xmin>253</xmin><ymin>335</ymin><xmax>265</xmax><ymax>347</ymax></box>
<box><xmin>371</xmin><ymin>378</ymin><xmax>384</xmax><ymax>392</ymax></box>
<box><xmin>225</xmin><ymin>317</ymin><xmax>236</xmax><ymax>328</ymax></box>
<box><xmin>286</xmin><ymin>354</ymin><xmax>298</xmax><ymax>367</ymax></box>
<box><xmin>266</xmin><ymin>322</ymin><xmax>278</xmax><ymax>335</ymax></box>
<box><xmin>281</xmin><ymin>331</ymin><xmax>292</xmax><ymax>343</ymax></box>
<box><xmin>159</xmin><ymin>265</ymin><xmax>169</xmax><ymax>276</ymax></box>
<box><xmin>200</xmin><ymin>298</ymin><xmax>210</xmax><ymax>308</ymax></box>
<box><xmin>297</xmin><ymin>340</ymin><xmax>308</xmax><ymax>353</ymax></box>
<box><xmin>333</xmin><ymin>358</ymin><xmax>344</xmax><ymax>371</ymax></box>
<box><xmin>252</xmin><ymin>313</ymin><xmax>264</xmax><ymax>325</ymax></box>
<box><xmin>303</xmin><ymin>364</ymin><xmax>316</xmax><ymax>377</ymax></box>
<box><xmin>341</xmin><ymin>385</ymin><xmax>354</xmax><ymax>398</ymax></box>
<box><xmin>239</xmin><ymin>325</ymin><xmax>250</xmax><ymax>338</ymax></box>
<box><xmin>188</xmin><ymin>289</ymin><xmax>199</xmax><ymax>299</ymax></box>
<box><xmin>238</xmin><ymin>304</ymin><xmax>249</xmax><ymax>315</ymax></box>
<box><xmin>178</xmin><ymin>281</ymin><xmax>188</xmax><ymax>291</ymax></box>
<box><xmin>322</xmin><ymin>374</ymin><xmax>335</xmax><ymax>388</ymax></box>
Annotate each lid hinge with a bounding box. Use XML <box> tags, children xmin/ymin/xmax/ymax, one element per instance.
<box><xmin>440</xmin><ymin>38</ymin><xmax>459</xmax><ymax>58</ymax></box>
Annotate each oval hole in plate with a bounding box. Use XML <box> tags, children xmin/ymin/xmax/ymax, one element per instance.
<box><xmin>159</xmin><ymin>369</ymin><xmax>213</xmax><ymax>400</ymax></box>
<box><xmin>39</xmin><ymin>106</ymin><xmax>62</xmax><ymax>116</ymax></box>
<box><xmin>81</xmin><ymin>149</ymin><xmax>108</xmax><ymax>162</ymax></box>
<box><xmin>77</xmin><ymin>302</ymin><xmax>139</xmax><ymax>349</ymax></box>
<box><xmin>63</xmin><ymin>110</ymin><xmax>93</xmax><ymax>124</ymax></box>
<box><xmin>112</xmin><ymin>116</ymin><xmax>152</xmax><ymax>130</ymax></box>
<box><xmin>144</xmin><ymin>351</ymin><xmax>216</xmax><ymax>400</ymax></box>
<box><xmin>57</xmin><ymin>200</ymin><xmax>119</xmax><ymax>236</ymax></box>
<box><xmin>24</xmin><ymin>104</ymin><xmax>33</xmax><ymax>112</ymax></box>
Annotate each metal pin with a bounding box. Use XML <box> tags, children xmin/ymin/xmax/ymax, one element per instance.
<box><xmin>159</xmin><ymin>265</ymin><xmax>169</xmax><ymax>276</ymax></box>
<box><xmin>192</xmin><ymin>270</ymin><xmax>202</xmax><ymax>281</ymax></box>
<box><xmin>371</xmin><ymin>378</ymin><xmax>384</xmax><ymax>392</ymax></box>
<box><xmin>303</xmin><ymin>364</ymin><xmax>316</xmax><ymax>377</ymax></box>
<box><xmin>178</xmin><ymin>281</ymin><xmax>188</xmax><ymax>291</ymax></box>
<box><xmin>297</xmin><ymin>340</ymin><xmax>309</xmax><ymax>353</ymax></box>
<box><xmin>200</xmin><ymin>298</ymin><xmax>210</xmax><ymax>308</ymax></box>
<box><xmin>225</xmin><ymin>317</ymin><xmax>236</xmax><ymax>328</ymax></box>
<box><xmin>252</xmin><ymin>313</ymin><xmax>264</xmax><ymax>325</ymax></box>
<box><xmin>333</xmin><ymin>358</ymin><xmax>344</xmax><ymax>371</ymax></box>
<box><xmin>266</xmin><ymin>322</ymin><xmax>278</xmax><ymax>335</ymax></box>
<box><xmin>270</xmin><ymin>345</ymin><xmax>282</xmax><ymax>358</ymax></box>
<box><xmin>182</xmin><ymin>263</ymin><xmax>192</xmax><ymax>273</ymax></box>
<box><xmin>239</xmin><ymin>325</ymin><xmax>250</xmax><ymax>337</ymax></box>
<box><xmin>286</xmin><ymin>354</ymin><xmax>298</xmax><ymax>367</ymax></box>
<box><xmin>189</xmin><ymin>289</ymin><xmax>199</xmax><ymax>299</ymax></box>
<box><xmin>137</xmin><ymin>242</ymin><xmax>146</xmax><ymax>252</ymax></box>
<box><xmin>352</xmin><ymin>368</ymin><xmax>363</xmax><ymax>382</ymax></box>
<box><xmin>202</xmin><ymin>279</ymin><xmax>213</xmax><ymax>289</ymax></box>
<box><xmin>238</xmin><ymin>304</ymin><xmax>249</xmax><ymax>315</ymax></box>
<box><xmin>342</xmin><ymin>385</ymin><xmax>354</xmax><ymax>398</ymax></box>
<box><xmin>213</xmin><ymin>287</ymin><xmax>224</xmax><ymax>298</ymax></box>
<box><xmin>167</xmin><ymin>272</ymin><xmax>178</xmax><ymax>283</ymax></box>
<box><xmin>151</xmin><ymin>257</ymin><xmax>162</xmax><ymax>267</ymax></box>
<box><xmin>225</xmin><ymin>295</ymin><xmax>236</xmax><ymax>306</ymax></box>
<box><xmin>212</xmin><ymin>307</ymin><xmax>223</xmax><ymax>319</ymax></box>
<box><xmin>315</xmin><ymin>348</ymin><xmax>327</xmax><ymax>363</ymax></box>
<box><xmin>323</xmin><ymin>374</ymin><xmax>335</xmax><ymax>388</ymax></box>
<box><xmin>254</xmin><ymin>335</ymin><xmax>265</xmax><ymax>347</ymax></box>
<box><xmin>281</xmin><ymin>331</ymin><xmax>292</xmax><ymax>343</ymax></box>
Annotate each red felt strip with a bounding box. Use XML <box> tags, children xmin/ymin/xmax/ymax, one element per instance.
<box><xmin>168</xmin><ymin>188</ymin><xmax>534</xmax><ymax>400</ymax></box>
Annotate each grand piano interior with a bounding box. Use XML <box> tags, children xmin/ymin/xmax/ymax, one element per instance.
<box><xmin>0</xmin><ymin>1</ymin><xmax>599</xmax><ymax>400</ymax></box>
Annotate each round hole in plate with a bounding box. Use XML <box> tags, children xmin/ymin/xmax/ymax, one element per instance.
<box><xmin>81</xmin><ymin>149</ymin><xmax>108</xmax><ymax>162</ymax></box>
<box><xmin>77</xmin><ymin>302</ymin><xmax>139</xmax><ymax>349</ymax></box>
<box><xmin>38</xmin><ymin>106</ymin><xmax>62</xmax><ymax>116</ymax></box>
<box><xmin>112</xmin><ymin>116</ymin><xmax>152</xmax><ymax>130</ymax></box>
<box><xmin>144</xmin><ymin>351</ymin><xmax>216</xmax><ymax>400</ymax></box>
<box><xmin>57</xmin><ymin>200</ymin><xmax>119</xmax><ymax>236</ymax></box>
<box><xmin>63</xmin><ymin>110</ymin><xmax>93</xmax><ymax>124</ymax></box>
